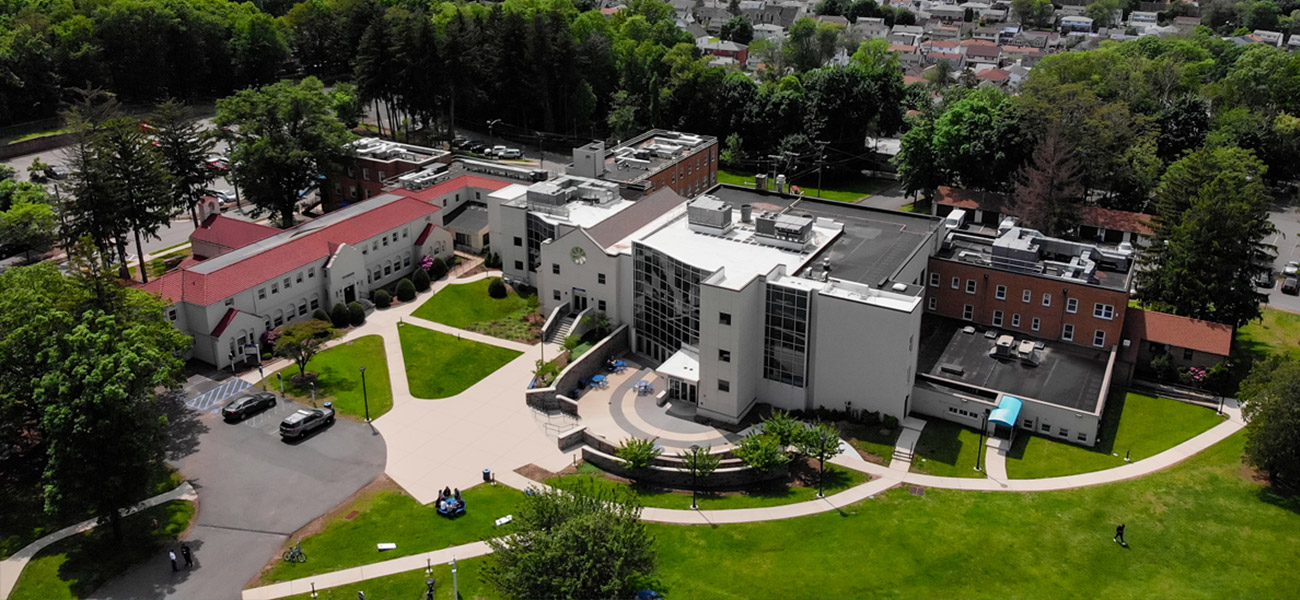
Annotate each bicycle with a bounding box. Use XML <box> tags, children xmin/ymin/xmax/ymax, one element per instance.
<box><xmin>283</xmin><ymin>544</ymin><xmax>306</xmax><ymax>563</ymax></box>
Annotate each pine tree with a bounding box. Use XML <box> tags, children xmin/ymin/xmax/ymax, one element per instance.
<box><xmin>1010</xmin><ymin>127</ymin><xmax>1083</xmax><ymax>238</ymax></box>
<box><xmin>149</xmin><ymin>101</ymin><xmax>216</xmax><ymax>228</ymax></box>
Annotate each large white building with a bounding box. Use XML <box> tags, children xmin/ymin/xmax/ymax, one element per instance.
<box><xmin>490</xmin><ymin>178</ymin><xmax>944</xmax><ymax>425</ymax></box>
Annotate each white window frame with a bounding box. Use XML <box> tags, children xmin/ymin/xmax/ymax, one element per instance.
<box><xmin>995</xmin><ymin>285</ymin><xmax>1006</xmax><ymax>300</ymax></box>
<box><xmin>1011</xmin><ymin>313</ymin><xmax>1020</xmax><ymax>327</ymax></box>
<box><xmin>962</xmin><ymin>304</ymin><xmax>974</xmax><ymax>321</ymax></box>
<box><xmin>951</xmin><ymin>276</ymin><xmax>960</xmax><ymax>289</ymax></box>
<box><xmin>1031</xmin><ymin>317</ymin><xmax>1041</xmax><ymax>331</ymax></box>
<box><xmin>1022</xmin><ymin>289</ymin><xmax>1031</xmax><ymax>303</ymax></box>
<box><xmin>1093</xmin><ymin>329</ymin><xmax>1106</xmax><ymax>347</ymax></box>
<box><xmin>928</xmin><ymin>296</ymin><xmax>937</xmax><ymax>310</ymax></box>
<box><xmin>1042</xmin><ymin>292</ymin><xmax>1052</xmax><ymax>307</ymax></box>
<box><xmin>966</xmin><ymin>279</ymin><xmax>977</xmax><ymax>294</ymax></box>
<box><xmin>1066</xmin><ymin>297</ymin><xmax>1078</xmax><ymax>314</ymax></box>
<box><xmin>992</xmin><ymin>310</ymin><xmax>1004</xmax><ymax>327</ymax></box>
<box><xmin>1063</xmin><ymin>323</ymin><xmax>1074</xmax><ymax>341</ymax></box>
<box><xmin>1093</xmin><ymin>303</ymin><xmax>1115</xmax><ymax>320</ymax></box>
<box><xmin>929</xmin><ymin>272</ymin><xmax>940</xmax><ymax>287</ymax></box>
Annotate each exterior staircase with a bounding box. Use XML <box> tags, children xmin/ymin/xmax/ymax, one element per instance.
<box><xmin>545</xmin><ymin>314</ymin><xmax>576</xmax><ymax>345</ymax></box>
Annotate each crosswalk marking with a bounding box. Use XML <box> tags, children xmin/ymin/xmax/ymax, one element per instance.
<box><xmin>188</xmin><ymin>378</ymin><xmax>254</xmax><ymax>413</ymax></box>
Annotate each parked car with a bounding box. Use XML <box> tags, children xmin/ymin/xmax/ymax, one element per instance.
<box><xmin>497</xmin><ymin>148</ymin><xmax>522</xmax><ymax>159</ymax></box>
<box><xmin>1256</xmin><ymin>270</ymin><xmax>1276</xmax><ymax>289</ymax></box>
<box><xmin>206</xmin><ymin>158</ymin><xmax>230</xmax><ymax>172</ymax></box>
<box><xmin>279</xmin><ymin>403</ymin><xmax>335</xmax><ymax>439</ymax></box>
<box><xmin>1285</xmin><ymin>261</ymin><xmax>1299</xmax><ymax>277</ymax></box>
<box><xmin>44</xmin><ymin>165</ymin><xmax>70</xmax><ymax>180</ymax></box>
<box><xmin>452</xmin><ymin>136</ymin><xmax>469</xmax><ymax>148</ymax></box>
<box><xmin>222</xmin><ymin>391</ymin><xmax>277</xmax><ymax>421</ymax></box>
<box><xmin>462</xmin><ymin>140</ymin><xmax>486</xmax><ymax>152</ymax></box>
<box><xmin>205</xmin><ymin>189</ymin><xmax>235</xmax><ymax>205</ymax></box>
<box><xmin>1283</xmin><ymin>277</ymin><xmax>1299</xmax><ymax>295</ymax></box>
<box><xmin>487</xmin><ymin>145</ymin><xmax>507</xmax><ymax>157</ymax></box>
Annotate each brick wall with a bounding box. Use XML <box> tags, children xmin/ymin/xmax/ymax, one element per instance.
<box><xmin>926</xmin><ymin>257</ymin><xmax>1128</xmax><ymax>349</ymax></box>
<box><xmin>646</xmin><ymin>143</ymin><xmax>718</xmax><ymax>197</ymax></box>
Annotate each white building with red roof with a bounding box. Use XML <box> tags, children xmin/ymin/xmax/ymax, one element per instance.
<box><xmin>142</xmin><ymin>174</ymin><xmax>516</xmax><ymax>368</ymax></box>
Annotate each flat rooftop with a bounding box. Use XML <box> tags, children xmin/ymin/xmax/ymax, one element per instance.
<box><xmin>917</xmin><ymin>316</ymin><xmax>1110</xmax><ymax>413</ymax></box>
<box><xmin>937</xmin><ymin>230</ymin><xmax>1133</xmax><ymax>291</ymax></box>
<box><xmin>709</xmin><ymin>185</ymin><xmax>942</xmax><ymax>287</ymax></box>
<box><xmin>603</xmin><ymin>130</ymin><xmax>715</xmax><ymax>185</ymax></box>
<box><xmin>444</xmin><ymin>204</ymin><xmax>489</xmax><ymax>232</ymax></box>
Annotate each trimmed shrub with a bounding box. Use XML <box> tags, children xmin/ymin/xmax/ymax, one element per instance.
<box><xmin>373</xmin><ymin>289</ymin><xmax>392</xmax><ymax>308</ymax></box>
<box><xmin>615</xmin><ymin>437</ymin><xmax>662</xmax><ymax>470</ymax></box>
<box><xmin>429</xmin><ymin>257</ymin><xmax>448</xmax><ymax>280</ymax></box>
<box><xmin>348</xmin><ymin>301</ymin><xmax>366</xmax><ymax>326</ymax></box>
<box><xmin>487</xmin><ymin>277</ymin><xmax>508</xmax><ymax>299</ymax></box>
<box><xmin>330</xmin><ymin>302</ymin><xmax>350</xmax><ymax>328</ymax></box>
<box><xmin>882</xmin><ymin>414</ymin><xmax>899</xmax><ymax>430</ymax></box>
<box><xmin>311</xmin><ymin>308</ymin><xmax>331</xmax><ymax>322</ymax></box>
<box><xmin>396</xmin><ymin>278</ymin><xmax>416</xmax><ymax>302</ymax></box>
<box><xmin>412</xmin><ymin>268</ymin><xmax>431</xmax><ymax>292</ymax></box>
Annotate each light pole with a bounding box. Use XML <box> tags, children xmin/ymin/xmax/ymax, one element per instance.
<box><xmin>689</xmin><ymin>444</ymin><xmax>700</xmax><ymax>510</ymax></box>
<box><xmin>450</xmin><ymin>556</ymin><xmax>458</xmax><ymax>599</ymax></box>
<box><xmin>359</xmin><ymin>366</ymin><xmax>371</xmax><ymax>422</ymax></box>
<box><xmin>309</xmin><ymin>381</ymin><xmax>316</xmax><ymax>407</ymax></box>
<box><xmin>424</xmin><ymin>577</ymin><xmax>436</xmax><ymax>600</ymax></box>
<box><xmin>276</xmin><ymin>372</ymin><xmax>284</xmax><ymax>396</ymax></box>
<box><xmin>815</xmin><ymin>139</ymin><xmax>828</xmax><ymax>199</ymax></box>
<box><xmin>258</xmin><ymin>364</ymin><xmax>265</xmax><ymax>390</ymax></box>
<box><xmin>975</xmin><ymin>408</ymin><xmax>989</xmax><ymax>472</ymax></box>
<box><xmin>487</xmin><ymin>119</ymin><xmax>502</xmax><ymax>143</ymax></box>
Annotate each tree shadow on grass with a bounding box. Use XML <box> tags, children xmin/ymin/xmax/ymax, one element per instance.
<box><xmin>913</xmin><ymin>421</ymin><xmax>966</xmax><ymax>467</ymax></box>
<box><xmin>55</xmin><ymin>502</ymin><xmax>192</xmax><ymax>598</ymax></box>
<box><xmin>1257</xmin><ymin>480</ymin><xmax>1300</xmax><ymax>516</ymax></box>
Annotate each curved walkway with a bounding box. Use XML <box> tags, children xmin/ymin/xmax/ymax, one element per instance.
<box><xmin>0</xmin><ymin>482</ymin><xmax>198</xmax><ymax>600</ymax></box>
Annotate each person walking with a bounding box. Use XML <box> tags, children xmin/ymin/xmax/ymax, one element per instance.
<box><xmin>181</xmin><ymin>544</ymin><xmax>193</xmax><ymax>568</ymax></box>
<box><xmin>168</xmin><ymin>550</ymin><xmax>179</xmax><ymax>572</ymax></box>
<box><xmin>1113</xmin><ymin>523</ymin><xmax>1126</xmax><ymax>546</ymax></box>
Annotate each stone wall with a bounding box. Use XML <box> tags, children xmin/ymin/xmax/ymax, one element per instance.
<box><xmin>525</xmin><ymin>325</ymin><xmax>628</xmax><ymax>416</ymax></box>
<box><xmin>0</xmin><ymin>133</ymin><xmax>75</xmax><ymax>160</ymax></box>
<box><xmin>581</xmin><ymin>446</ymin><xmax>787</xmax><ymax>489</ymax></box>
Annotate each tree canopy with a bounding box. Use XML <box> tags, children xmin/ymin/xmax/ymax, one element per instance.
<box><xmin>1238</xmin><ymin>356</ymin><xmax>1300</xmax><ymax>490</ymax></box>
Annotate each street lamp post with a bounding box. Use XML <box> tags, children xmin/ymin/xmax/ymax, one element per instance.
<box><xmin>359</xmin><ymin>366</ymin><xmax>371</xmax><ymax>422</ymax></box>
<box><xmin>277</xmin><ymin>372</ymin><xmax>284</xmax><ymax>396</ymax></box>
<box><xmin>487</xmin><ymin>119</ymin><xmax>502</xmax><ymax>143</ymax></box>
<box><xmin>258</xmin><ymin>364</ymin><xmax>265</xmax><ymax>390</ymax></box>
<box><xmin>450</xmin><ymin>556</ymin><xmax>459</xmax><ymax>599</ymax></box>
<box><xmin>424</xmin><ymin>577</ymin><xmax>436</xmax><ymax>600</ymax></box>
<box><xmin>309</xmin><ymin>382</ymin><xmax>316</xmax><ymax>407</ymax></box>
<box><xmin>689</xmin><ymin>444</ymin><xmax>700</xmax><ymax>510</ymax></box>
<box><xmin>975</xmin><ymin>409</ymin><xmax>989</xmax><ymax>472</ymax></box>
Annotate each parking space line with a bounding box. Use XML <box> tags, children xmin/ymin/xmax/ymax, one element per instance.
<box><xmin>188</xmin><ymin>378</ymin><xmax>253</xmax><ymax>413</ymax></box>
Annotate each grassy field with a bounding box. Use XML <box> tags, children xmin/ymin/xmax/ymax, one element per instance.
<box><xmin>1005</xmin><ymin>393</ymin><xmax>1224</xmax><ymax>479</ymax></box>
<box><xmin>716</xmin><ymin>168</ymin><xmax>891</xmax><ymax>203</ymax></box>
<box><xmin>260</xmin><ymin>482</ymin><xmax>522</xmax><ymax>584</ymax></box>
<box><xmin>1237</xmin><ymin>306</ymin><xmax>1300</xmax><ymax>360</ymax></box>
<box><xmin>545</xmin><ymin>463</ymin><xmax>869</xmax><ymax>511</ymax></box>
<box><xmin>909</xmin><ymin>419</ymin><xmax>987</xmax><ymax>478</ymax></box>
<box><xmin>259</xmin><ymin>335</ymin><xmax>393</xmax><ymax>420</ymax></box>
<box><xmin>6</xmin><ymin>127</ymin><xmax>73</xmax><ymax>144</ymax></box>
<box><xmin>130</xmin><ymin>246</ymin><xmax>193</xmax><ymax>280</ymax></box>
<box><xmin>398</xmin><ymin>325</ymin><xmax>522</xmax><ymax>399</ymax></box>
<box><xmin>1</xmin><ymin>468</ymin><xmax>182</xmax><ymax>561</ymax></box>
<box><xmin>9</xmin><ymin>500</ymin><xmax>195</xmax><ymax>600</ymax></box>
<box><xmin>411</xmin><ymin>279</ymin><xmax>540</xmax><ymax>342</ymax></box>
<box><xmin>652</xmin><ymin>433</ymin><xmax>1300</xmax><ymax>599</ymax></box>
<box><xmin>282</xmin><ymin>559</ymin><xmax>486</xmax><ymax>600</ymax></box>
<box><xmin>841</xmin><ymin>423</ymin><xmax>902</xmax><ymax>466</ymax></box>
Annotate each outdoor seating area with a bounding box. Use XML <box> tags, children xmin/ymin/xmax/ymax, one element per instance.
<box><xmin>436</xmin><ymin>487</ymin><xmax>465</xmax><ymax>518</ymax></box>
<box><xmin>634</xmin><ymin>380</ymin><xmax>654</xmax><ymax>395</ymax></box>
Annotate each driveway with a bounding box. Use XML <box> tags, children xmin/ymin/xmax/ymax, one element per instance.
<box><xmin>95</xmin><ymin>369</ymin><xmax>386</xmax><ymax>600</ymax></box>
<box><xmin>1265</xmin><ymin>203</ymin><xmax>1300</xmax><ymax>313</ymax></box>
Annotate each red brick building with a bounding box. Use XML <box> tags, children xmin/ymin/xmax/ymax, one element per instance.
<box><xmin>569</xmin><ymin>130</ymin><xmax>718</xmax><ymax>198</ymax></box>
<box><xmin>323</xmin><ymin>138</ymin><xmax>451</xmax><ymax>210</ymax></box>
<box><xmin>926</xmin><ymin>226</ymin><xmax>1133</xmax><ymax>350</ymax></box>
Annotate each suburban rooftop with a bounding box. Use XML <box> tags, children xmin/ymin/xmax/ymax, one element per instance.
<box><xmin>599</xmin><ymin>129</ymin><xmax>716</xmax><ymax>185</ymax></box>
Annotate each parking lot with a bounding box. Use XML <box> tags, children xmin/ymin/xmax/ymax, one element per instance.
<box><xmin>95</xmin><ymin>369</ymin><xmax>386</xmax><ymax>600</ymax></box>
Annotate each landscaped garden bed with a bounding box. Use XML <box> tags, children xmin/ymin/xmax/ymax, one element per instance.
<box><xmin>411</xmin><ymin>279</ymin><xmax>541</xmax><ymax>343</ymax></box>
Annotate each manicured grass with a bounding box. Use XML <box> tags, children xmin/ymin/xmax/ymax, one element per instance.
<box><xmin>842</xmin><ymin>423</ymin><xmax>902</xmax><ymax>466</ymax></box>
<box><xmin>545</xmin><ymin>463</ymin><xmax>869</xmax><ymax>510</ymax></box>
<box><xmin>909</xmin><ymin>419</ymin><xmax>987</xmax><ymax>478</ymax></box>
<box><xmin>260</xmin><ymin>335</ymin><xmax>393</xmax><ymax>420</ymax></box>
<box><xmin>412</xmin><ymin>279</ymin><xmax>533</xmax><ymax>329</ymax></box>
<box><xmin>260</xmin><ymin>483</ymin><xmax>522</xmax><ymax>584</ymax></box>
<box><xmin>6</xmin><ymin>127</ymin><xmax>73</xmax><ymax>144</ymax></box>
<box><xmin>9</xmin><ymin>500</ymin><xmax>195</xmax><ymax>600</ymax></box>
<box><xmin>0</xmin><ymin>468</ymin><xmax>182</xmax><ymax>561</ymax></box>
<box><xmin>651</xmin><ymin>433</ymin><xmax>1300</xmax><ymax>599</ymax></box>
<box><xmin>398</xmin><ymin>325</ymin><xmax>522</xmax><ymax>399</ymax></box>
<box><xmin>1005</xmin><ymin>393</ymin><xmax>1224</xmax><ymax>479</ymax></box>
<box><xmin>1237</xmin><ymin>306</ymin><xmax>1300</xmax><ymax>360</ymax></box>
<box><xmin>281</xmin><ymin>559</ymin><xmax>486</xmax><ymax>600</ymax></box>
<box><xmin>716</xmin><ymin>169</ymin><xmax>891</xmax><ymax>202</ymax></box>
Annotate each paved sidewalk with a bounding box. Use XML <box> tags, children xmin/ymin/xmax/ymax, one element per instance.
<box><xmin>240</xmin><ymin>540</ymin><xmax>493</xmax><ymax>600</ymax></box>
<box><xmin>0</xmin><ymin>482</ymin><xmax>198</xmax><ymax>600</ymax></box>
<box><xmin>983</xmin><ymin>437</ymin><xmax>1010</xmax><ymax>485</ymax></box>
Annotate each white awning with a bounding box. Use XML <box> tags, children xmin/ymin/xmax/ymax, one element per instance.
<box><xmin>657</xmin><ymin>347</ymin><xmax>700</xmax><ymax>384</ymax></box>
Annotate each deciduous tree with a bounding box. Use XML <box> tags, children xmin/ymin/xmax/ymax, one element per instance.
<box><xmin>795</xmin><ymin>422</ymin><xmax>844</xmax><ymax>497</ymax></box>
<box><xmin>1239</xmin><ymin>356</ymin><xmax>1300</xmax><ymax>490</ymax></box>
<box><xmin>273</xmin><ymin>319</ymin><xmax>335</xmax><ymax>379</ymax></box>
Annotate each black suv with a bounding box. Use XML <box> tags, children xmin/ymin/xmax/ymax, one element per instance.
<box><xmin>279</xmin><ymin>403</ymin><xmax>335</xmax><ymax>439</ymax></box>
<box><xmin>221</xmin><ymin>391</ymin><xmax>277</xmax><ymax>421</ymax></box>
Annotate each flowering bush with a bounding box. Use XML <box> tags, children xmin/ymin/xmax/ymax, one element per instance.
<box><xmin>1187</xmin><ymin>366</ymin><xmax>1207</xmax><ymax>382</ymax></box>
<box><xmin>420</xmin><ymin>255</ymin><xmax>434</xmax><ymax>271</ymax></box>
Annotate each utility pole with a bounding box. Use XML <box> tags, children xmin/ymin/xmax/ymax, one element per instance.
<box><xmin>815</xmin><ymin>140</ymin><xmax>828</xmax><ymax>199</ymax></box>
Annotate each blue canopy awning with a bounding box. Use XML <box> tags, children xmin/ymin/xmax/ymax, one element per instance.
<box><xmin>988</xmin><ymin>395</ymin><xmax>1024</xmax><ymax>428</ymax></box>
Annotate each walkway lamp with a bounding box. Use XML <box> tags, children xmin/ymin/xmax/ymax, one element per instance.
<box><xmin>689</xmin><ymin>444</ymin><xmax>700</xmax><ymax>510</ymax></box>
<box><xmin>309</xmin><ymin>381</ymin><xmax>316</xmax><ymax>406</ymax></box>
<box><xmin>258</xmin><ymin>364</ymin><xmax>265</xmax><ymax>390</ymax></box>
<box><xmin>359</xmin><ymin>366</ymin><xmax>371</xmax><ymax>422</ymax></box>
<box><xmin>975</xmin><ymin>409</ymin><xmax>989</xmax><ymax>472</ymax></box>
<box><xmin>276</xmin><ymin>372</ymin><xmax>284</xmax><ymax>395</ymax></box>
<box><xmin>451</xmin><ymin>556</ymin><xmax>459</xmax><ymax>599</ymax></box>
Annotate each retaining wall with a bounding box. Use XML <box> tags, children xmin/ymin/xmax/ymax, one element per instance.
<box><xmin>581</xmin><ymin>446</ymin><xmax>786</xmax><ymax>489</ymax></box>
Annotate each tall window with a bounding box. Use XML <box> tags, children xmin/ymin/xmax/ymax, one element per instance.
<box><xmin>763</xmin><ymin>285</ymin><xmax>810</xmax><ymax>388</ymax></box>
<box><xmin>1066</xmin><ymin>298</ymin><xmax>1078</xmax><ymax>313</ymax></box>
<box><xmin>929</xmin><ymin>272</ymin><xmax>940</xmax><ymax>287</ymax></box>
<box><xmin>995</xmin><ymin>285</ymin><xmax>1006</xmax><ymax>300</ymax></box>
<box><xmin>962</xmin><ymin>304</ymin><xmax>974</xmax><ymax>320</ymax></box>
<box><xmin>633</xmin><ymin>244</ymin><xmax>702</xmax><ymax>363</ymax></box>
<box><xmin>951</xmin><ymin>276</ymin><xmax>960</xmax><ymax>289</ymax></box>
<box><xmin>1011</xmin><ymin>313</ymin><xmax>1020</xmax><ymax>327</ymax></box>
<box><xmin>1042</xmin><ymin>292</ymin><xmax>1052</xmax><ymax>307</ymax></box>
<box><xmin>1031</xmin><ymin>317</ymin><xmax>1041</xmax><ymax>331</ymax></box>
<box><xmin>526</xmin><ymin>213</ymin><xmax>556</xmax><ymax>273</ymax></box>
<box><xmin>992</xmin><ymin>310</ymin><xmax>1003</xmax><ymax>327</ymax></box>
<box><xmin>1022</xmin><ymin>289</ymin><xmax>1031</xmax><ymax>303</ymax></box>
<box><xmin>1093</xmin><ymin>330</ymin><xmax>1106</xmax><ymax>347</ymax></box>
<box><xmin>966</xmin><ymin>279</ymin><xmax>977</xmax><ymax>294</ymax></box>
<box><xmin>1063</xmin><ymin>323</ymin><xmax>1074</xmax><ymax>341</ymax></box>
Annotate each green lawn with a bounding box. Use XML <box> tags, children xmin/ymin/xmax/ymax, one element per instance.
<box><xmin>412</xmin><ymin>279</ymin><xmax>534</xmax><ymax>328</ymax></box>
<box><xmin>259</xmin><ymin>335</ymin><xmax>393</xmax><ymax>420</ymax></box>
<box><xmin>1</xmin><ymin>468</ymin><xmax>182</xmax><ymax>561</ymax></box>
<box><xmin>9</xmin><ymin>500</ymin><xmax>195</xmax><ymax>600</ymax></box>
<box><xmin>260</xmin><ymin>483</ymin><xmax>523</xmax><ymax>584</ymax></box>
<box><xmin>398</xmin><ymin>325</ymin><xmax>522</xmax><ymax>399</ymax></box>
<box><xmin>1237</xmin><ymin>306</ymin><xmax>1300</xmax><ymax>360</ymax></box>
<box><xmin>6</xmin><ymin>127</ymin><xmax>73</xmax><ymax>144</ymax></box>
<box><xmin>716</xmin><ymin>169</ymin><xmax>891</xmax><ymax>203</ymax></box>
<box><xmin>545</xmin><ymin>463</ymin><xmax>869</xmax><ymax>510</ymax></box>
<box><xmin>1005</xmin><ymin>393</ymin><xmax>1224</xmax><ymax>479</ymax></box>
<box><xmin>909</xmin><ymin>419</ymin><xmax>987</xmax><ymax>478</ymax></box>
<box><xmin>842</xmin><ymin>423</ymin><xmax>902</xmax><ymax>466</ymax></box>
<box><xmin>282</xmin><ymin>559</ymin><xmax>486</xmax><ymax>600</ymax></box>
<box><xmin>652</xmin><ymin>432</ymin><xmax>1300</xmax><ymax>599</ymax></box>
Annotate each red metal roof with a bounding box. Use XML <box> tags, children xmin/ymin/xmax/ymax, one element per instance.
<box><xmin>141</xmin><ymin>196</ymin><xmax>439</xmax><ymax>306</ymax></box>
<box><xmin>395</xmin><ymin>175</ymin><xmax>512</xmax><ymax>205</ymax></box>
<box><xmin>210</xmin><ymin>307</ymin><xmax>241</xmax><ymax>337</ymax></box>
<box><xmin>190</xmin><ymin>214</ymin><xmax>280</xmax><ymax>252</ymax></box>
<box><xmin>1122</xmin><ymin>308</ymin><xmax>1233</xmax><ymax>360</ymax></box>
<box><xmin>414</xmin><ymin>222</ymin><xmax>434</xmax><ymax>245</ymax></box>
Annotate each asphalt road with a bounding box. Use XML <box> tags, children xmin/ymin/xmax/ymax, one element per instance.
<box><xmin>1263</xmin><ymin>202</ymin><xmax>1300</xmax><ymax>314</ymax></box>
<box><xmin>94</xmin><ymin>370</ymin><xmax>386</xmax><ymax>600</ymax></box>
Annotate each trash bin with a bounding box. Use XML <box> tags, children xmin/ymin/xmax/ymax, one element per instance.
<box><xmin>482</xmin><ymin>468</ymin><xmax>491</xmax><ymax>483</ymax></box>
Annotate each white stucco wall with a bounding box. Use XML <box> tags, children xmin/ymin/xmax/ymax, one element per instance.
<box><xmin>809</xmin><ymin>291</ymin><xmax>922</xmax><ymax>420</ymax></box>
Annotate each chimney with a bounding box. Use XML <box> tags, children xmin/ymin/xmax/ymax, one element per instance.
<box><xmin>741</xmin><ymin>204</ymin><xmax>753</xmax><ymax>223</ymax></box>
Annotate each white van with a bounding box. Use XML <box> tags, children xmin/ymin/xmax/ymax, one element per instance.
<box><xmin>943</xmin><ymin>208</ymin><xmax>968</xmax><ymax>230</ymax></box>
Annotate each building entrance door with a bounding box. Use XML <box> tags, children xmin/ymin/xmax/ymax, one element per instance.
<box><xmin>571</xmin><ymin>289</ymin><xmax>588</xmax><ymax>313</ymax></box>
<box><xmin>669</xmin><ymin>379</ymin><xmax>697</xmax><ymax>404</ymax></box>
<box><xmin>344</xmin><ymin>285</ymin><xmax>356</xmax><ymax>304</ymax></box>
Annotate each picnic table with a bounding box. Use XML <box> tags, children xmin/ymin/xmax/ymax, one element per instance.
<box><xmin>634</xmin><ymin>380</ymin><xmax>653</xmax><ymax>395</ymax></box>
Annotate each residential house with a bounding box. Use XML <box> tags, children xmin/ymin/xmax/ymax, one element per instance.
<box><xmin>854</xmin><ymin>17</ymin><xmax>890</xmax><ymax>39</ymax></box>
<box><xmin>1253</xmin><ymin>30</ymin><xmax>1284</xmax><ymax>46</ymax></box>
<box><xmin>1289</xmin><ymin>35</ymin><xmax>1300</xmax><ymax>52</ymax></box>
<box><xmin>963</xmin><ymin>42</ymin><xmax>1002</xmax><ymax>67</ymax></box>
<box><xmin>972</xmin><ymin>26</ymin><xmax>1001</xmax><ymax>42</ymax></box>
<box><xmin>934</xmin><ymin>186</ymin><xmax>1152</xmax><ymax>246</ymax></box>
<box><xmin>743</xmin><ymin>2</ymin><xmax>804</xmax><ymax>30</ymax></box>
<box><xmin>1172</xmin><ymin>16</ymin><xmax>1200</xmax><ymax>34</ymax></box>
<box><xmin>816</xmin><ymin>14</ymin><xmax>849</xmax><ymax>27</ymax></box>
<box><xmin>1000</xmin><ymin>45</ymin><xmax>1043</xmax><ymax>67</ymax></box>
<box><xmin>975</xmin><ymin>68</ymin><xmax>1011</xmax><ymax>89</ymax></box>
<box><xmin>929</xmin><ymin>25</ymin><xmax>963</xmax><ymax>41</ymax></box>
<box><xmin>926</xmin><ymin>51</ymin><xmax>965</xmax><ymax>70</ymax></box>
<box><xmin>927</xmin><ymin>3</ymin><xmax>966</xmax><ymax>21</ymax></box>
<box><xmin>1007</xmin><ymin>60</ymin><xmax>1031</xmax><ymax>88</ymax></box>
<box><xmin>1120</xmin><ymin>308</ymin><xmax>1233</xmax><ymax>377</ymax></box>
<box><xmin>1127</xmin><ymin>11</ymin><xmax>1159</xmax><ymax>30</ymax></box>
<box><xmin>891</xmin><ymin>44</ymin><xmax>924</xmax><ymax>69</ymax></box>
<box><xmin>700</xmin><ymin>39</ymin><xmax>750</xmax><ymax>65</ymax></box>
<box><xmin>1061</xmin><ymin>15</ymin><xmax>1094</xmax><ymax>33</ymax></box>
<box><xmin>753</xmin><ymin>22</ymin><xmax>786</xmax><ymax>40</ymax></box>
